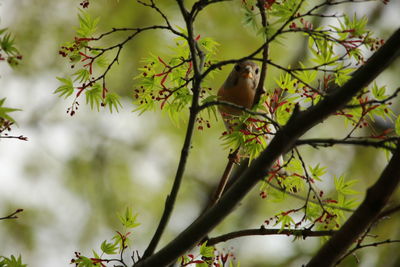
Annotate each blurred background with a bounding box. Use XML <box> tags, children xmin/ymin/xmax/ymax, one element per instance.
<box><xmin>0</xmin><ymin>0</ymin><xmax>400</xmax><ymax>266</ymax></box>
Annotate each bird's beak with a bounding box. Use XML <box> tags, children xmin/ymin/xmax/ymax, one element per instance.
<box><xmin>242</xmin><ymin>71</ymin><xmax>253</xmax><ymax>79</ymax></box>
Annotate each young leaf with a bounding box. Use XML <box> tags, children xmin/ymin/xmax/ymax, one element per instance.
<box><xmin>100</xmin><ymin>240</ymin><xmax>118</xmax><ymax>255</ymax></box>
<box><xmin>76</xmin><ymin>10</ymin><xmax>100</xmax><ymax>37</ymax></box>
<box><xmin>199</xmin><ymin>242</ymin><xmax>214</xmax><ymax>258</ymax></box>
<box><xmin>85</xmin><ymin>84</ymin><xmax>102</xmax><ymax>110</ymax></box>
<box><xmin>104</xmin><ymin>92</ymin><xmax>122</xmax><ymax>113</ymax></box>
<box><xmin>118</xmin><ymin>208</ymin><xmax>140</xmax><ymax>229</ymax></box>
<box><xmin>0</xmin><ymin>255</ymin><xmax>27</xmax><ymax>267</ymax></box>
<box><xmin>334</xmin><ymin>175</ymin><xmax>359</xmax><ymax>196</ymax></box>
<box><xmin>55</xmin><ymin>76</ymin><xmax>75</xmax><ymax>98</ymax></box>
<box><xmin>0</xmin><ymin>98</ymin><xmax>21</xmax><ymax>123</ymax></box>
<box><xmin>395</xmin><ymin>115</ymin><xmax>400</xmax><ymax>136</ymax></box>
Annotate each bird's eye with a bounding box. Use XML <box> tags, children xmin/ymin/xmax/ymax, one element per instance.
<box><xmin>255</xmin><ymin>68</ymin><xmax>259</xmax><ymax>74</ymax></box>
<box><xmin>234</xmin><ymin>65</ymin><xmax>241</xmax><ymax>72</ymax></box>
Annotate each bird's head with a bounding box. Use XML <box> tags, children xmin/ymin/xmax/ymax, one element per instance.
<box><xmin>228</xmin><ymin>60</ymin><xmax>260</xmax><ymax>90</ymax></box>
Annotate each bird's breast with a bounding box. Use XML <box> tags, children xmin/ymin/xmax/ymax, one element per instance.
<box><xmin>217</xmin><ymin>80</ymin><xmax>256</xmax><ymax>116</ymax></box>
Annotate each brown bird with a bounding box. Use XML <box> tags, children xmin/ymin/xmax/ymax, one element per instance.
<box><xmin>217</xmin><ymin>60</ymin><xmax>260</xmax><ymax>126</ymax></box>
<box><xmin>208</xmin><ymin>60</ymin><xmax>262</xmax><ymax>205</ymax></box>
<box><xmin>217</xmin><ymin>60</ymin><xmax>281</xmax><ymax>164</ymax></box>
<box><xmin>210</xmin><ymin>60</ymin><xmax>283</xmax><ymax>206</ymax></box>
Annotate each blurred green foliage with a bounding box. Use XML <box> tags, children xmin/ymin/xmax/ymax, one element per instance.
<box><xmin>1</xmin><ymin>0</ymin><xmax>400</xmax><ymax>266</ymax></box>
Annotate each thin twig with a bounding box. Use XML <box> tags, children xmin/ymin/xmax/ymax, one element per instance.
<box><xmin>346</xmin><ymin>87</ymin><xmax>400</xmax><ymax>109</ymax></box>
<box><xmin>198</xmin><ymin>100</ymin><xmax>280</xmax><ymax>129</ymax></box>
<box><xmin>252</xmin><ymin>0</ymin><xmax>268</xmax><ymax>107</ymax></box>
<box><xmin>378</xmin><ymin>204</ymin><xmax>400</xmax><ymax>219</ymax></box>
<box><xmin>207</xmin><ymin>226</ymin><xmax>336</xmax><ymax>246</ymax></box>
<box><xmin>295</xmin><ymin>137</ymin><xmax>398</xmax><ymax>152</ymax></box>
<box><xmin>266</xmin><ymin>180</ymin><xmax>354</xmax><ymax>212</ymax></box>
<box><xmin>0</xmin><ymin>135</ymin><xmax>28</xmax><ymax>141</ymax></box>
<box><xmin>142</xmin><ymin>0</ymin><xmax>206</xmax><ymax>258</ymax></box>
<box><xmin>337</xmin><ymin>239</ymin><xmax>400</xmax><ymax>265</ymax></box>
<box><xmin>0</xmin><ymin>209</ymin><xmax>23</xmax><ymax>221</ymax></box>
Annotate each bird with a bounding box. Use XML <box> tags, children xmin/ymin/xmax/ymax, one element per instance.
<box><xmin>210</xmin><ymin>60</ymin><xmax>282</xmax><ymax>205</ymax></box>
<box><xmin>217</xmin><ymin>60</ymin><xmax>282</xmax><ymax>165</ymax></box>
<box><xmin>217</xmin><ymin>60</ymin><xmax>260</xmax><ymax>129</ymax></box>
<box><xmin>207</xmin><ymin>60</ymin><xmax>262</xmax><ymax>205</ymax></box>
<box><xmin>216</xmin><ymin>60</ymin><xmax>261</xmax><ymax>166</ymax></box>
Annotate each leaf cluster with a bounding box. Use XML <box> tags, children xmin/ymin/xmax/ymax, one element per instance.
<box><xmin>71</xmin><ymin>208</ymin><xmax>140</xmax><ymax>267</ymax></box>
<box><xmin>0</xmin><ymin>28</ymin><xmax>22</xmax><ymax>66</ymax></box>
<box><xmin>56</xmin><ymin>10</ymin><xmax>121</xmax><ymax>116</ymax></box>
<box><xmin>0</xmin><ymin>255</ymin><xmax>26</xmax><ymax>267</ymax></box>
<box><xmin>133</xmin><ymin>33</ymin><xmax>220</xmax><ymax>126</ymax></box>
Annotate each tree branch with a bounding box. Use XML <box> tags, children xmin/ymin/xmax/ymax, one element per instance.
<box><xmin>0</xmin><ymin>209</ymin><xmax>23</xmax><ymax>221</ymax></box>
<box><xmin>198</xmin><ymin>100</ymin><xmax>279</xmax><ymax>128</ymax></box>
<box><xmin>207</xmin><ymin>227</ymin><xmax>336</xmax><ymax>246</ymax></box>
<box><xmin>337</xmin><ymin>239</ymin><xmax>400</xmax><ymax>265</ymax></box>
<box><xmin>135</xmin><ymin>26</ymin><xmax>400</xmax><ymax>267</ymax></box>
<box><xmin>252</xmin><ymin>0</ymin><xmax>268</xmax><ymax>107</ymax></box>
<box><xmin>379</xmin><ymin>204</ymin><xmax>400</xmax><ymax>219</ymax></box>
<box><xmin>306</xmin><ymin>142</ymin><xmax>400</xmax><ymax>267</ymax></box>
<box><xmin>142</xmin><ymin>0</ymin><xmax>205</xmax><ymax>258</ymax></box>
<box><xmin>295</xmin><ymin>137</ymin><xmax>399</xmax><ymax>152</ymax></box>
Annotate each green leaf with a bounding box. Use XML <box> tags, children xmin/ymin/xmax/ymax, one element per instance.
<box><xmin>275</xmin><ymin>213</ymin><xmax>295</xmax><ymax>230</ymax></box>
<box><xmin>199</xmin><ymin>242</ymin><xmax>214</xmax><ymax>258</ymax></box>
<box><xmin>55</xmin><ymin>76</ymin><xmax>75</xmax><ymax>98</ymax></box>
<box><xmin>0</xmin><ymin>28</ymin><xmax>8</xmax><ymax>36</ymax></box>
<box><xmin>0</xmin><ymin>255</ymin><xmax>27</xmax><ymax>267</ymax></box>
<box><xmin>104</xmin><ymin>92</ymin><xmax>122</xmax><ymax>113</ymax></box>
<box><xmin>294</xmin><ymin>64</ymin><xmax>317</xmax><ymax>85</ymax></box>
<box><xmin>76</xmin><ymin>10</ymin><xmax>100</xmax><ymax>37</ymax></box>
<box><xmin>242</xmin><ymin>5</ymin><xmax>258</xmax><ymax>29</ymax></box>
<box><xmin>395</xmin><ymin>115</ymin><xmax>400</xmax><ymax>136</ymax></box>
<box><xmin>73</xmin><ymin>255</ymin><xmax>97</xmax><ymax>267</ymax></box>
<box><xmin>100</xmin><ymin>240</ymin><xmax>118</xmax><ymax>255</ymax></box>
<box><xmin>85</xmin><ymin>83</ymin><xmax>102</xmax><ymax>110</ymax></box>
<box><xmin>286</xmin><ymin>158</ymin><xmax>303</xmax><ymax>174</ymax></box>
<box><xmin>334</xmin><ymin>175</ymin><xmax>359</xmax><ymax>195</ymax></box>
<box><xmin>275</xmin><ymin>72</ymin><xmax>297</xmax><ymax>94</ymax></box>
<box><xmin>73</xmin><ymin>69</ymin><xmax>90</xmax><ymax>83</ymax></box>
<box><xmin>334</xmin><ymin>64</ymin><xmax>355</xmax><ymax>86</ymax></box>
<box><xmin>0</xmin><ymin>32</ymin><xmax>19</xmax><ymax>56</ymax></box>
<box><xmin>308</xmin><ymin>164</ymin><xmax>326</xmax><ymax>181</ymax></box>
<box><xmin>371</xmin><ymin>83</ymin><xmax>387</xmax><ymax>100</ymax></box>
<box><xmin>0</xmin><ymin>98</ymin><xmax>21</xmax><ymax>123</ymax></box>
<box><xmin>118</xmin><ymin>208</ymin><xmax>140</xmax><ymax>229</ymax></box>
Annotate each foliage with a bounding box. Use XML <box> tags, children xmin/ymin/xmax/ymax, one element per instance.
<box><xmin>0</xmin><ymin>28</ymin><xmax>22</xmax><ymax>66</ymax></box>
<box><xmin>53</xmin><ymin>0</ymin><xmax>400</xmax><ymax>266</ymax></box>
<box><xmin>0</xmin><ymin>27</ymin><xmax>24</xmax><ymax>140</ymax></box>
<box><xmin>55</xmin><ymin>10</ymin><xmax>121</xmax><ymax>116</ymax></box>
<box><xmin>0</xmin><ymin>98</ymin><xmax>20</xmax><ymax>124</ymax></box>
<box><xmin>0</xmin><ymin>255</ymin><xmax>26</xmax><ymax>267</ymax></box>
<box><xmin>179</xmin><ymin>242</ymin><xmax>241</xmax><ymax>267</ymax></box>
<box><xmin>71</xmin><ymin>208</ymin><xmax>140</xmax><ymax>267</ymax></box>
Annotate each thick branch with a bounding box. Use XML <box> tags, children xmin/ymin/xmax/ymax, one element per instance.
<box><xmin>306</xmin><ymin>142</ymin><xmax>400</xmax><ymax>267</ymax></box>
<box><xmin>136</xmin><ymin>27</ymin><xmax>400</xmax><ymax>267</ymax></box>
